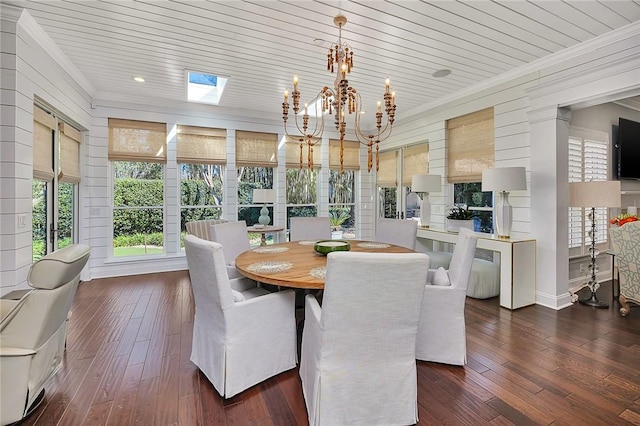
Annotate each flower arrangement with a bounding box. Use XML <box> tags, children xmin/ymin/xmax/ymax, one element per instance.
<box><xmin>446</xmin><ymin>205</ymin><xmax>474</xmax><ymax>220</ymax></box>
<box><xmin>610</xmin><ymin>213</ymin><xmax>639</xmax><ymax>226</ymax></box>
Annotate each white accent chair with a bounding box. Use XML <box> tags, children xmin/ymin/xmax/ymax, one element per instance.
<box><xmin>184</xmin><ymin>235</ymin><xmax>297</xmax><ymax>398</ymax></box>
<box><xmin>289</xmin><ymin>217</ymin><xmax>331</xmax><ymax>242</ymax></box>
<box><xmin>0</xmin><ymin>244</ymin><xmax>91</xmax><ymax>426</ymax></box>
<box><xmin>416</xmin><ymin>227</ymin><xmax>477</xmax><ymax>365</ymax></box>
<box><xmin>374</xmin><ymin>218</ymin><xmax>418</xmax><ymax>249</ymax></box>
<box><xmin>185</xmin><ymin>218</ymin><xmax>228</xmax><ymax>241</ymax></box>
<box><xmin>299</xmin><ymin>251</ymin><xmax>428</xmax><ymax>426</ymax></box>
<box><xmin>210</xmin><ymin>220</ymin><xmax>250</xmax><ymax>280</ymax></box>
<box><xmin>609</xmin><ymin>222</ymin><xmax>640</xmax><ymax>316</ymax></box>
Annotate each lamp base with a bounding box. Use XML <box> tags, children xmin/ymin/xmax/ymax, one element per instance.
<box><xmin>258</xmin><ymin>205</ymin><xmax>271</xmax><ymax>225</ymax></box>
<box><xmin>578</xmin><ymin>290</ymin><xmax>609</xmax><ymax>308</ymax></box>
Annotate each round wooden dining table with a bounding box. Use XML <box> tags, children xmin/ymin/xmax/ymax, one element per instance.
<box><xmin>235</xmin><ymin>240</ymin><xmax>414</xmax><ymax>289</ymax></box>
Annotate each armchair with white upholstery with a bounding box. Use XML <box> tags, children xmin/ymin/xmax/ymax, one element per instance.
<box><xmin>210</xmin><ymin>220</ymin><xmax>250</xmax><ymax>280</ymax></box>
<box><xmin>374</xmin><ymin>218</ymin><xmax>418</xmax><ymax>249</ymax></box>
<box><xmin>184</xmin><ymin>235</ymin><xmax>297</xmax><ymax>398</ymax></box>
<box><xmin>416</xmin><ymin>227</ymin><xmax>477</xmax><ymax>365</ymax></box>
<box><xmin>289</xmin><ymin>217</ymin><xmax>331</xmax><ymax>241</ymax></box>
<box><xmin>0</xmin><ymin>244</ymin><xmax>91</xmax><ymax>426</ymax></box>
<box><xmin>609</xmin><ymin>222</ymin><xmax>640</xmax><ymax>316</ymax></box>
<box><xmin>299</xmin><ymin>251</ymin><xmax>428</xmax><ymax>426</ymax></box>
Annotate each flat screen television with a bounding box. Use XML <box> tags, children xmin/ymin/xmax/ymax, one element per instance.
<box><xmin>618</xmin><ymin>118</ymin><xmax>640</xmax><ymax>180</ymax></box>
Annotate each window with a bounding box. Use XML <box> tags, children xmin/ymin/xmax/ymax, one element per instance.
<box><xmin>237</xmin><ymin>167</ymin><xmax>274</xmax><ymax>226</ymax></box>
<box><xmin>453</xmin><ymin>182</ymin><xmax>493</xmax><ymax>233</ymax></box>
<box><xmin>329</xmin><ymin>139</ymin><xmax>359</xmax><ymax>238</ymax></box>
<box><xmin>286</xmin><ymin>168</ymin><xmax>318</xmax><ymax>233</ymax></box>
<box><xmin>568</xmin><ymin>129</ymin><xmax>608</xmax><ymax>256</ymax></box>
<box><xmin>109</xmin><ymin>119</ymin><xmax>167</xmax><ymax>257</ymax></box>
<box><xmin>177</xmin><ymin>125</ymin><xmax>226</xmax><ymax>248</ymax></box>
<box><xmin>187</xmin><ymin>71</ymin><xmax>228</xmax><ymax>105</ymax></box>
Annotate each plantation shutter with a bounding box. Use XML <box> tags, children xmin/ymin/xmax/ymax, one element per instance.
<box><xmin>236</xmin><ymin>131</ymin><xmax>278</xmax><ymax>167</ymax></box>
<box><xmin>176</xmin><ymin>125</ymin><xmax>226</xmax><ymax>165</ymax></box>
<box><xmin>329</xmin><ymin>139</ymin><xmax>360</xmax><ymax>170</ymax></box>
<box><xmin>285</xmin><ymin>137</ymin><xmax>321</xmax><ymax>168</ymax></box>
<box><xmin>33</xmin><ymin>105</ymin><xmax>55</xmax><ymax>181</ymax></box>
<box><xmin>58</xmin><ymin>122</ymin><xmax>82</xmax><ymax>184</ymax></box>
<box><xmin>108</xmin><ymin>118</ymin><xmax>167</xmax><ymax>163</ymax></box>
<box><xmin>402</xmin><ymin>143</ymin><xmax>428</xmax><ymax>186</ymax></box>
<box><xmin>376</xmin><ymin>150</ymin><xmax>397</xmax><ymax>187</ymax></box>
<box><xmin>447</xmin><ymin>108</ymin><xmax>494</xmax><ymax>183</ymax></box>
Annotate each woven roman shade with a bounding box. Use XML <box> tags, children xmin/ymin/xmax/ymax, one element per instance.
<box><xmin>33</xmin><ymin>105</ymin><xmax>55</xmax><ymax>181</ymax></box>
<box><xmin>58</xmin><ymin>122</ymin><xmax>82</xmax><ymax>184</ymax></box>
<box><xmin>446</xmin><ymin>108</ymin><xmax>494</xmax><ymax>183</ymax></box>
<box><xmin>329</xmin><ymin>139</ymin><xmax>360</xmax><ymax>170</ymax></box>
<box><xmin>285</xmin><ymin>137</ymin><xmax>321</xmax><ymax>168</ymax></box>
<box><xmin>108</xmin><ymin>118</ymin><xmax>167</xmax><ymax>163</ymax></box>
<box><xmin>177</xmin><ymin>125</ymin><xmax>226</xmax><ymax>165</ymax></box>
<box><xmin>236</xmin><ymin>131</ymin><xmax>278</xmax><ymax>167</ymax></box>
<box><xmin>402</xmin><ymin>143</ymin><xmax>428</xmax><ymax>186</ymax></box>
<box><xmin>376</xmin><ymin>150</ymin><xmax>397</xmax><ymax>187</ymax></box>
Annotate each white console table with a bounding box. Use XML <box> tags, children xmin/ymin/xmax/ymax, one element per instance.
<box><xmin>416</xmin><ymin>228</ymin><xmax>536</xmax><ymax>310</ymax></box>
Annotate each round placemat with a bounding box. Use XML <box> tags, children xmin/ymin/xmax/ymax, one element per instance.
<box><xmin>309</xmin><ymin>266</ymin><xmax>326</xmax><ymax>280</ymax></box>
<box><xmin>252</xmin><ymin>246</ymin><xmax>289</xmax><ymax>253</ymax></box>
<box><xmin>246</xmin><ymin>261</ymin><xmax>293</xmax><ymax>274</ymax></box>
<box><xmin>357</xmin><ymin>242</ymin><xmax>391</xmax><ymax>249</ymax></box>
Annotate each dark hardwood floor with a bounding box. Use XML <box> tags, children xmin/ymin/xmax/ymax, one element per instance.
<box><xmin>21</xmin><ymin>271</ymin><xmax>640</xmax><ymax>425</ymax></box>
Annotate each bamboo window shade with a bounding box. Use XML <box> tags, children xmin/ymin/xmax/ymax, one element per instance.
<box><xmin>108</xmin><ymin>118</ymin><xmax>167</xmax><ymax>163</ymax></box>
<box><xmin>236</xmin><ymin>131</ymin><xmax>278</xmax><ymax>167</ymax></box>
<box><xmin>33</xmin><ymin>105</ymin><xmax>55</xmax><ymax>181</ymax></box>
<box><xmin>402</xmin><ymin>143</ymin><xmax>428</xmax><ymax>186</ymax></box>
<box><xmin>376</xmin><ymin>150</ymin><xmax>397</xmax><ymax>187</ymax></box>
<box><xmin>329</xmin><ymin>139</ymin><xmax>360</xmax><ymax>170</ymax></box>
<box><xmin>285</xmin><ymin>137</ymin><xmax>321</xmax><ymax>168</ymax></box>
<box><xmin>446</xmin><ymin>107</ymin><xmax>494</xmax><ymax>183</ymax></box>
<box><xmin>58</xmin><ymin>122</ymin><xmax>82</xmax><ymax>184</ymax></box>
<box><xmin>176</xmin><ymin>125</ymin><xmax>226</xmax><ymax>165</ymax></box>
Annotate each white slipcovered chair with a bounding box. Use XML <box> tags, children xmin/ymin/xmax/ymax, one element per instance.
<box><xmin>0</xmin><ymin>244</ymin><xmax>91</xmax><ymax>426</ymax></box>
<box><xmin>184</xmin><ymin>235</ymin><xmax>297</xmax><ymax>398</ymax></box>
<box><xmin>609</xmin><ymin>222</ymin><xmax>640</xmax><ymax>316</ymax></box>
<box><xmin>299</xmin><ymin>251</ymin><xmax>428</xmax><ymax>426</ymax></box>
<box><xmin>374</xmin><ymin>218</ymin><xmax>418</xmax><ymax>249</ymax></box>
<box><xmin>289</xmin><ymin>216</ymin><xmax>331</xmax><ymax>241</ymax></box>
<box><xmin>210</xmin><ymin>220</ymin><xmax>250</xmax><ymax>280</ymax></box>
<box><xmin>185</xmin><ymin>218</ymin><xmax>228</xmax><ymax>240</ymax></box>
<box><xmin>416</xmin><ymin>227</ymin><xmax>477</xmax><ymax>366</ymax></box>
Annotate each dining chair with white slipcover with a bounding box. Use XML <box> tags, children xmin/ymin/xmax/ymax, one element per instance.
<box><xmin>289</xmin><ymin>217</ymin><xmax>331</xmax><ymax>242</ymax></box>
<box><xmin>0</xmin><ymin>244</ymin><xmax>91</xmax><ymax>426</ymax></box>
<box><xmin>299</xmin><ymin>251</ymin><xmax>428</xmax><ymax>426</ymax></box>
<box><xmin>416</xmin><ymin>227</ymin><xmax>478</xmax><ymax>365</ymax></box>
<box><xmin>184</xmin><ymin>235</ymin><xmax>297</xmax><ymax>398</ymax></box>
<box><xmin>185</xmin><ymin>218</ymin><xmax>228</xmax><ymax>240</ymax></box>
<box><xmin>210</xmin><ymin>220</ymin><xmax>250</xmax><ymax>280</ymax></box>
<box><xmin>374</xmin><ymin>218</ymin><xmax>418</xmax><ymax>250</ymax></box>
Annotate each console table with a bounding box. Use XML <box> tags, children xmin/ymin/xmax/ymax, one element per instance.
<box><xmin>416</xmin><ymin>228</ymin><xmax>536</xmax><ymax>310</ymax></box>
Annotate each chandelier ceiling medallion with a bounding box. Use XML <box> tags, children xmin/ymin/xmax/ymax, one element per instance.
<box><xmin>282</xmin><ymin>14</ymin><xmax>397</xmax><ymax>172</ymax></box>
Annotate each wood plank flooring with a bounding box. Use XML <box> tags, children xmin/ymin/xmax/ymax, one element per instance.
<box><xmin>21</xmin><ymin>271</ymin><xmax>640</xmax><ymax>425</ymax></box>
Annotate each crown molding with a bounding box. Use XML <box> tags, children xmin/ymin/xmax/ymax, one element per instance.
<box><xmin>17</xmin><ymin>9</ymin><xmax>95</xmax><ymax>97</ymax></box>
<box><xmin>0</xmin><ymin>4</ymin><xmax>23</xmax><ymax>23</ymax></box>
<box><xmin>401</xmin><ymin>20</ymin><xmax>640</xmax><ymax>122</ymax></box>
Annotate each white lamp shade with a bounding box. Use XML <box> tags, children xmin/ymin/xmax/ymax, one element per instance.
<box><xmin>569</xmin><ymin>181</ymin><xmax>621</xmax><ymax>208</ymax></box>
<box><xmin>481</xmin><ymin>167</ymin><xmax>527</xmax><ymax>192</ymax></box>
<box><xmin>253</xmin><ymin>189</ymin><xmax>276</xmax><ymax>204</ymax></box>
<box><xmin>411</xmin><ymin>174</ymin><xmax>441</xmax><ymax>193</ymax></box>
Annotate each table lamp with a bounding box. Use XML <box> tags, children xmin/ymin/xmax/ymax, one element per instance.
<box><xmin>569</xmin><ymin>180</ymin><xmax>621</xmax><ymax>308</ymax></box>
<box><xmin>411</xmin><ymin>174</ymin><xmax>442</xmax><ymax>228</ymax></box>
<box><xmin>253</xmin><ymin>189</ymin><xmax>276</xmax><ymax>225</ymax></box>
<box><xmin>481</xmin><ymin>167</ymin><xmax>527</xmax><ymax>239</ymax></box>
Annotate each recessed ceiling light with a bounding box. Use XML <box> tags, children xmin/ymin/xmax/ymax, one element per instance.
<box><xmin>313</xmin><ymin>38</ymin><xmax>325</xmax><ymax>46</ymax></box>
<box><xmin>432</xmin><ymin>69</ymin><xmax>451</xmax><ymax>78</ymax></box>
<box><xmin>133</xmin><ymin>77</ymin><xmax>145</xmax><ymax>83</ymax></box>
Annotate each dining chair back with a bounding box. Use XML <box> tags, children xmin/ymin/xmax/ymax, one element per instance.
<box><xmin>416</xmin><ymin>227</ymin><xmax>478</xmax><ymax>365</ymax></box>
<box><xmin>185</xmin><ymin>218</ymin><xmax>228</xmax><ymax>240</ymax></box>
<box><xmin>184</xmin><ymin>235</ymin><xmax>297</xmax><ymax>398</ymax></box>
<box><xmin>299</xmin><ymin>251</ymin><xmax>428</xmax><ymax>426</ymax></box>
<box><xmin>210</xmin><ymin>220</ymin><xmax>250</xmax><ymax>279</ymax></box>
<box><xmin>374</xmin><ymin>218</ymin><xmax>418</xmax><ymax>249</ymax></box>
<box><xmin>289</xmin><ymin>216</ymin><xmax>331</xmax><ymax>241</ymax></box>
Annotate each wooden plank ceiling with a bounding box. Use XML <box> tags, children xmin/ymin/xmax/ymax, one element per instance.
<box><xmin>7</xmin><ymin>0</ymin><xmax>640</xmax><ymax>119</ymax></box>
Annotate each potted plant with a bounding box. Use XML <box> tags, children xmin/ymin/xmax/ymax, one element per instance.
<box><xmin>446</xmin><ymin>205</ymin><xmax>475</xmax><ymax>232</ymax></box>
<box><xmin>329</xmin><ymin>209</ymin><xmax>350</xmax><ymax>239</ymax></box>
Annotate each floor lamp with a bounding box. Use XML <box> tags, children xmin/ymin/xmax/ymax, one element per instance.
<box><xmin>481</xmin><ymin>167</ymin><xmax>527</xmax><ymax>239</ymax></box>
<box><xmin>253</xmin><ymin>189</ymin><xmax>276</xmax><ymax>225</ymax></box>
<box><xmin>411</xmin><ymin>174</ymin><xmax>441</xmax><ymax>228</ymax></box>
<box><xmin>569</xmin><ymin>180</ymin><xmax>621</xmax><ymax>308</ymax></box>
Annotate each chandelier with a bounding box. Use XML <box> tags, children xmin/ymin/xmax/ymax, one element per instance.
<box><xmin>281</xmin><ymin>14</ymin><xmax>396</xmax><ymax>172</ymax></box>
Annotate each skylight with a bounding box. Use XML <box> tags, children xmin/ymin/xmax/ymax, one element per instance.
<box><xmin>187</xmin><ymin>71</ymin><xmax>228</xmax><ymax>105</ymax></box>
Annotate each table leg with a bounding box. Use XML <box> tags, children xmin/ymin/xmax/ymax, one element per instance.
<box><xmin>260</xmin><ymin>232</ymin><xmax>267</xmax><ymax>246</ymax></box>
